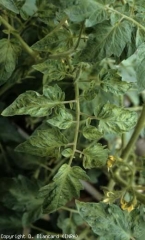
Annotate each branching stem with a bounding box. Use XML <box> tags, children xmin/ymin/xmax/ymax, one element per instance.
<box><xmin>0</xmin><ymin>15</ymin><xmax>38</xmax><ymax>60</ymax></box>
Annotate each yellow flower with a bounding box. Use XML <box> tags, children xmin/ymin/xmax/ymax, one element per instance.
<box><xmin>107</xmin><ymin>155</ymin><xmax>116</xmax><ymax>171</ymax></box>
<box><xmin>120</xmin><ymin>197</ymin><xmax>137</xmax><ymax>212</ymax></box>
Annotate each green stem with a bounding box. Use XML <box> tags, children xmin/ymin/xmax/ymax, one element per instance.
<box><xmin>107</xmin><ymin>7</ymin><xmax>145</xmax><ymax>32</ymax></box>
<box><xmin>68</xmin><ymin>67</ymin><xmax>82</xmax><ymax>166</ymax></box>
<box><xmin>31</xmin><ymin>224</ymin><xmax>62</xmax><ymax>236</ymax></box>
<box><xmin>74</xmin><ymin>21</ymin><xmax>85</xmax><ymax>50</ymax></box>
<box><xmin>0</xmin><ymin>15</ymin><xmax>38</xmax><ymax>60</ymax></box>
<box><xmin>121</xmin><ymin>104</ymin><xmax>145</xmax><ymax>161</ymax></box>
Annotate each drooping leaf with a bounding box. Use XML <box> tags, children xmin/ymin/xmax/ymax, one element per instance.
<box><xmin>101</xmin><ymin>70</ymin><xmax>133</xmax><ymax>95</ymax></box>
<box><xmin>0</xmin><ymin>38</ymin><xmax>21</xmax><ymax>85</ymax></box>
<box><xmin>76</xmin><ymin>201</ymin><xmax>131</xmax><ymax>240</ymax></box>
<box><xmin>2</xmin><ymin>84</ymin><xmax>65</xmax><ymax>117</ymax></box>
<box><xmin>82</xmin><ymin>126</ymin><xmax>103</xmax><ymax>140</ymax></box>
<box><xmin>76</xmin><ymin>201</ymin><xmax>145</xmax><ymax>240</ymax></box>
<box><xmin>0</xmin><ymin>215</ymin><xmax>22</xmax><ymax>231</ymax></box>
<box><xmin>15</xmin><ymin>127</ymin><xmax>68</xmax><ymax>157</ymax></box>
<box><xmin>79</xmin><ymin>20</ymin><xmax>132</xmax><ymax>62</ymax></box>
<box><xmin>119</xmin><ymin>43</ymin><xmax>145</xmax><ymax>91</ymax></box>
<box><xmin>83</xmin><ymin>143</ymin><xmax>109</xmax><ymax>168</ymax></box>
<box><xmin>94</xmin><ymin>103</ymin><xmax>137</xmax><ymax>133</ymax></box>
<box><xmin>22</xmin><ymin>204</ymin><xmax>42</xmax><ymax>227</ymax></box>
<box><xmin>0</xmin><ymin>0</ymin><xmax>19</xmax><ymax>13</ymax></box>
<box><xmin>33</xmin><ymin>59</ymin><xmax>66</xmax><ymax>82</ymax></box>
<box><xmin>38</xmin><ymin>164</ymin><xmax>89</xmax><ymax>213</ymax></box>
<box><xmin>3</xmin><ymin>175</ymin><xmax>42</xmax><ymax>212</ymax></box>
<box><xmin>47</xmin><ymin>107</ymin><xmax>73</xmax><ymax>129</ymax></box>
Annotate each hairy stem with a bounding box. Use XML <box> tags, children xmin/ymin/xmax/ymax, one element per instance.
<box><xmin>113</xmin><ymin>170</ymin><xmax>145</xmax><ymax>204</ymax></box>
<box><xmin>121</xmin><ymin>104</ymin><xmax>145</xmax><ymax>161</ymax></box>
<box><xmin>68</xmin><ymin>67</ymin><xmax>82</xmax><ymax>165</ymax></box>
<box><xmin>107</xmin><ymin>7</ymin><xmax>145</xmax><ymax>32</ymax></box>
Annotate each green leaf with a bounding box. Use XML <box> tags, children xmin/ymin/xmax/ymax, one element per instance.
<box><xmin>57</xmin><ymin>216</ymin><xmax>76</xmax><ymax>234</ymax></box>
<box><xmin>79</xmin><ymin>20</ymin><xmax>132</xmax><ymax>62</ymax></box>
<box><xmin>15</xmin><ymin>127</ymin><xmax>68</xmax><ymax>157</ymax></box>
<box><xmin>61</xmin><ymin>148</ymin><xmax>73</xmax><ymax>158</ymax></box>
<box><xmin>83</xmin><ymin>143</ymin><xmax>109</xmax><ymax>168</ymax></box>
<box><xmin>2</xmin><ymin>84</ymin><xmax>65</xmax><ymax>117</ymax></box>
<box><xmin>47</xmin><ymin>107</ymin><xmax>73</xmax><ymax>129</ymax></box>
<box><xmin>94</xmin><ymin>103</ymin><xmax>137</xmax><ymax>133</ymax></box>
<box><xmin>101</xmin><ymin>70</ymin><xmax>133</xmax><ymax>95</ymax></box>
<box><xmin>76</xmin><ymin>201</ymin><xmax>131</xmax><ymax>240</ymax></box>
<box><xmin>0</xmin><ymin>0</ymin><xmax>19</xmax><ymax>13</ymax></box>
<box><xmin>0</xmin><ymin>38</ymin><xmax>21</xmax><ymax>85</ymax></box>
<box><xmin>0</xmin><ymin>215</ymin><xmax>22</xmax><ymax>231</ymax></box>
<box><xmin>82</xmin><ymin>126</ymin><xmax>103</xmax><ymax>140</ymax></box>
<box><xmin>38</xmin><ymin>164</ymin><xmax>89</xmax><ymax>213</ymax></box>
<box><xmin>22</xmin><ymin>205</ymin><xmax>42</xmax><ymax>227</ymax></box>
<box><xmin>3</xmin><ymin>175</ymin><xmax>42</xmax><ymax>211</ymax></box>
<box><xmin>33</xmin><ymin>59</ymin><xmax>66</xmax><ymax>82</ymax></box>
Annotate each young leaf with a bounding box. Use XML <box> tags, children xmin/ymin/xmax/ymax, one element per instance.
<box><xmin>0</xmin><ymin>0</ymin><xmax>19</xmax><ymax>13</ymax></box>
<box><xmin>76</xmin><ymin>201</ymin><xmax>132</xmax><ymax>240</ymax></box>
<box><xmin>47</xmin><ymin>107</ymin><xmax>73</xmax><ymax>129</ymax></box>
<box><xmin>61</xmin><ymin>148</ymin><xmax>73</xmax><ymax>158</ymax></box>
<box><xmin>94</xmin><ymin>103</ymin><xmax>137</xmax><ymax>133</ymax></box>
<box><xmin>2</xmin><ymin>85</ymin><xmax>65</xmax><ymax>117</ymax></box>
<box><xmin>43</xmin><ymin>84</ymin><xmax>65</xmax><ymax>101</ymax></box>
<box><xmin>101</xmin><ymin>70</ymin><xmax>133</xmax><ymax>95</ymax></box>
<box><xmin>79</xmin><ymin>20</ymin><xmax>132</xmax><ymax>62</ymax></box>
<box><xmin>15</xmin><ymin>127</ymin><xmax>68</xmax><ymax>157</ymax></box>
<box><xmin>31</xmin><ymin>29</ymin><xmax>71</xmax><ymax>52</ymax></box>
<box><xmin>0</xmin><ymin>38</ymin><xmax>21</xmax><ymax>85</ymax></box>
<box><xmin>38</xmin><ymin>164</ymin><xmax>89</xmax><ymax>213</ymax></box>
<box><xmin>33</xmin><ymin>59</ymin><xmax>66</xmax><ymax>82</ymax></box>
<box><xmin>83</xmin><ymin>143</ymin><xmax>109</xmax><ymax>168</ymax></box>
<box><xmin>82</xmin><ymin>126</ymin><xmax>103</xmax><ymax>141</ymax></box>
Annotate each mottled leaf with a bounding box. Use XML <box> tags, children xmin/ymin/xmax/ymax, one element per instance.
<box><xmin>0</xmin><ymin>38</ymin><xmax>21</xmax><ymax>85</ymax></box>
<box><xmin>2</xmin><ymin>85</ymin><xmax>65</xmax><ymax>117</ymax></box>
<box><xmin>47</xmin><ymin>108</ymin><xmax>73</xmax><ymax>129</ymax></box>
<box><xmin>61</xmin><ymin>148</ymin><xmax>73</xmax><ymax>158</ymax></box>
<box><xmin>101</xmin><ymin>70</ymin><xmax>133</xmax><ymax>95</ymax></box>
<box><xmin>15</xmin><ymin>127</ymin><xmax>68</xmax><ymax>157</ymax></box>
<box><xmin>79</xmin><ymin>21</ymin><xmax>132</xmax><ymax>62</ymax></box>
<box><xmin>76</xmin><ymin>201</ymin><xmax>131</xmax><ymax>240</ymax></box>
<box><xmin>38</xmin><ymin>164</ymin><xmax>89</xmax><ymax>213</ymax></box>
<box><xmin>82</xmin><ymin>126</ymin><xmax>103</xmax><ymax>140</ymax></box>
<box><xmin>33</xmin><ymin>59</ymin><xmax>66</xmax><ymax>82</ymax></box>
<box><xmin>83</xmin><ymin>143</ymin><xmax>109</xmax><ymax>168</ymax></box>
<box><xmin>94</xmin><ymin>103</ymin><xmax>137</xmax><ymax>133</ymax></box>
